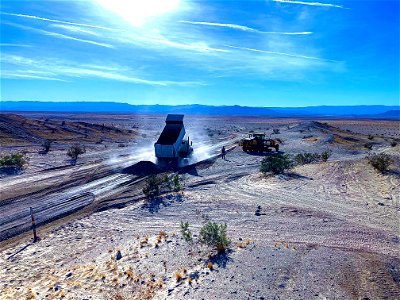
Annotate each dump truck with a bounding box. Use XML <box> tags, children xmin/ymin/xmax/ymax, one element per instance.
<box><xmin>154</xmin><ymin>114</ymin><xmax>193</xmax><ymax>162</ymax></box>
<box><xmin>240</xmin><ymin>133</ymin><xmax>280</xmax><ymax>152</ymax></box>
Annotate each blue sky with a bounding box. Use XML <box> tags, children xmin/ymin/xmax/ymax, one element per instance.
<box><xmin>1</xmin><ymin>0</ymin><xmax>399</xmax><ymax>107</ymax></box>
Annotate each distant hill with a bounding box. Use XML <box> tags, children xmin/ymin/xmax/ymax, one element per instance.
<box><xmin>0</xmin><ymin>101</ymin><xmax>399</xmax><ymax>119</ymax></box>
<box><xmin>370</xmin><ymin>110</ymin><xmax>400</xmax><ymax>119</ymax></box>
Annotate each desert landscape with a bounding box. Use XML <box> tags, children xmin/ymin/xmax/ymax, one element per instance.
<box><xmin>0</xmin><ymin>112</ymin><xmax>399</xmax><ymax>299</ymax></box>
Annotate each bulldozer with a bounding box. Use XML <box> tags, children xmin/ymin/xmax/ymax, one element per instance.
<box><xmin>239</xmin><ymin>133</ymin><xmax>280</xmax><ymax>153</ymax></box>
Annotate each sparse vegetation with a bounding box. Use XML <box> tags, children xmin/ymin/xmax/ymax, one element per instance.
<box><xmin>368</xmin><ymin>135</ymin><xmax>374</xmax><ymax>140</ymax></box>
<box><xmin>273</xmin><ymin>129</ymin><xmax>280</xmax><ymax>134</ymax></box>
<box><xmin>391</xmin><ymin>141</ymin><xmax>397</xmax><ymax>147</ymax></box>
<box><xmin>143</xmin><ymin>173</ymin><xmax>184</xmax><ymax>199</ymax></box>
<box><xmin>294</xmin><ymin>151</ymin><xmax>332</xmax><ymax>164</ymax></box>
<box><xmin>143</xmin><ymin>175</ymin><xmax>162</xmax><ymax>199</ymax></box>
<box><xmin>368</xmin><ymin>153</ymin><xmax>393</xmax><ymax>173</ymax></box>
<box><xmin>0</xmin><ymin>153</ymin><xmax>27</xmax><ymax>170</ymax></box>
<box><xmin>41</xmin><ymin>139</ymin><xmax>52</xmax><ymax>153</ymax></box>
<box><xmin>321</xmin><ymin>150</ymin><xmax>332</xmax><ymax>162</ymax></box>
<box><xmin>364</xmin><ymin>143</ymin><xmax>373</xmax><ymax>150</ymax></box>
<box><xmin>67</xmin><ymin>145</ymin><xmax>86</xmax><ymax>160</ymax></box>
<box><xmin>260</xmin><ymin>154</ymin><xmax>293</xmax><ymax>174</ymax></box>
<box><xmin>199</xmin><ymin>222</ymin><xmax>231</xmax><ymax>252</ymax></box>
<box><xmin>180</xmin><ymin>221</ymin><xmax>193</xmax><ymax>243</ymax></box>
<box><xmin>294</xmin><ymin>152</ymin><xmax>321</xmax><ymax>165</ymax></box>
<box><xmin>172</xmin><ymin>174</ymin><xmax>183</xmax><ymax>191</ymax></box>
<box><xmin>175</xmin><ymin>271</ymin><xmax>183</xmax><ymax>282</ymax></box>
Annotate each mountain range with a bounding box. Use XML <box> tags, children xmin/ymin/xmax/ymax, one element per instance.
<box><xmin>0</xmin><ymin>101</ymin><xmax>399</xmax><ymax>119</ymax></box>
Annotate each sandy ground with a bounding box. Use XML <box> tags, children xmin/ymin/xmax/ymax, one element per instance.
<box><xmin>0</xmin><ymin>114</ymin><xmax>399</xmax><ymax>299</ymax></box>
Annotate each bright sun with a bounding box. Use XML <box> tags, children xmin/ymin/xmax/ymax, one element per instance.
<box><xmin>95</xmin><ymin>0</ymin><xmax>181</xmax><ymax>27</ymax></box>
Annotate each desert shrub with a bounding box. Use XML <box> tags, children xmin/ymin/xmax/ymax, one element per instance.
<box><xmin>273</xmin><ymin>129</ymin><xmax>280</xmax><ymax>134</ymax></box>
<box><xmin>391</xmin><ymin>141</ymin><xmax>397</xmax><ymax>147</ymax></box>
<box><xmin>180</xmin><ymin>221</ymin><xmax>193</xmax><ymax>243</ymax></box>
<box><xmin>0</xmin><ymin>153</ymin><xmax>27</xmax><ymax>170</ymax></box>
<box><xmin>368</xmin><ymin>135</ymin><xmax>374</xmax><ymax>140</ymax></box>
<box><xmin>172</xmin><ymin>174</ymin><xmax>182</xmax><ymax>192</ymax></box>
<box><xmin>41</xmin><ymin>139</ymin><xmax>52</xmax><ymax>153</ymax></box>
<box><xmin>143</xmin><ymin>175</ymin><xmax>162</xmax><ymax>199</ymax></box>
<box><xmin>67</xmin><ymin>145</ymin><xmax>86</xmax><ymax>160</ymax></box>
<box><xmin>260</xmin><ymin>154</ymin><xmax>293</xmax><ymax>174</ymax></box>
<box><xmin>199</xmin><ymin>222</ymin><xmax>231</xmax><ymax>252</ymax></box>
<box><xmin>364</xmin><ymin>143</ymin><xmax>373</xmax><ymax>150</ymax></box>
<box><xmin>294</xmin><ymin>153</ymin><xmax>321</xmax><ymax>165</ymax></box>
<box><xmin>143</xmin><ymin>173</ymin><xmax>183</xmax><ymax>199</ymax></box>
<box><xmin>321</xmin><ymin>150</ymin><xmax>332</xmax><ymax>162</ymax></box>
<box><xmin>368</xmin><ymin>153</ymin><xmax>393</xmax><ymax>173</ymax></box>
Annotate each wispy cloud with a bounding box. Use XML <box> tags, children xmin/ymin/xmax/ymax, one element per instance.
<box><xmin>50</xmin><ymin>24</ymin><xmax>100</xmax><ymax>36</ymax></box>
<box><xmin>4</xmin><ymin>22</ymin><xmax>114</xmax><ymax>48</ymax></box>
<box><xmin>179</xmin><ymin>20</ymin><xmax>312</xmax><ymax>35</ymax></box>
<box><xmin>41</xmin><ymin>29</ymin><xmax>114</xmax><ymax>48</ymax></box>
<box><xmin>1</xmin><ymin>12</ymin><xmax>119</xmax><ymax>31</ymax></box>
<box><xmin>226</xmin><ymin>45</ymin><xmax>337</xmax><ymax>62</ymax></box>
<box><xmin>1</xmin><ymin>71</ymin><xmax>67</xmax><ymax>82</ymax></box>
<box><xmin>273</xmin><ymin>0</ymin><xmax>346</xmax><ymax>9</ymax></box>
<box><xmin>1</xmin><ymin>54</ymin><xmax>204</xmax><ymax>86</ymax></box>
<box><xmin>0</xmin><ymin>43</ymin><xmax>33</xmax><ymax>47</ymax></box>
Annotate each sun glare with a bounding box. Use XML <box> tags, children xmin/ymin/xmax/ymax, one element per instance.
<box><xmin>95</xmin><ymin>0</ymin><xmax>181</xmax><ymax>26</ymax></box>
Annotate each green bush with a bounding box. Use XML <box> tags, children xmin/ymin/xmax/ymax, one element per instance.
<box><xmin>180</xmin><ymin>221</ymin><xmax>193</xmax><ymax>243</ymax></box>
<box><xmin>172</xmin><ymin>174</ymin><xmax>182</xmax><ymax>192</ymax></box>
<box><xmin>260</xmin><ymin>154</ymin><xmax>293</xmax><ymax>174</ymax></box>
<box><xmin>42</xmin><ymin>139</ymin><xmax>52</xmax><ymax>153</ymax></box>
<box><xmin>368</xmin><ymin>153</ymin><xmax>393</xmax><ymax>173</ymax></box>
<box><xmin>143</xmin><ymin>175</ymin><xmax>162</xmax><ymax>199</ymax></box>
<box><xmin>143</xmin><ymin>173</ymin><xmax>183</xmax><ymax>199</ymax></box>
<box><xmin>67</xmin><ymin>145</ymin><xmax>86</xmax><ymax>160</ymax></box>
<box><xmin>200</xmin><ymin>222</ymin><xmax>231</xmax><ymax>252</ymax></box>
<box><xmin>0</xmin><ymin>153</ymin><xmax>27</xmax><ymax>170</ymax></box>
<box><xmin>321</xmin><ymin>150</ymin><xmax>331</xmax><ymax>162</ymax></box>
<box><xmin>294</xmin><ymin>153</ymin><xmax>321</xmax><ymax>165</ymax></box>
<box><xmin>364</xmin><ymin>143</ymin><xmax>373</xmax><ymax>150</ymax></box>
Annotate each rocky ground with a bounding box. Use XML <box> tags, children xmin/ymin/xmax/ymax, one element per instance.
<box><xmin>0</xmin><ymin>114</ymin><xmax>399</xmax><ymax>299</ymax></box>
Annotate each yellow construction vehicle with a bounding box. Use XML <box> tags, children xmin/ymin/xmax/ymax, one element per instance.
<box><xmin>239</xmin><ymin>133</ymin><xmax>280</xmax><ymax>152</ymax></box>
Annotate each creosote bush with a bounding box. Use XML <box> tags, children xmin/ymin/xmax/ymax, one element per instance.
<box><xmin>321</xmin><ymin>150</ymin><xmax>332</xmax><ymax>162</ymax></box>
<box><xmin>0</xmin><ymin>153</ymin><xmax>27</xmax><ymax>170</ymax></box>
<box><xmin>364</xmin><ymin>143</ymin><xmax>373</xmax><ymax>150</ymax></box>
<box><xmin>143</xmin><ymin>175</ymin><xmax>162</xmax><ymax>199</ymax></box>
<box><xmin>180</xmin><ymin>221</ymin><xmax>192</xmax><ymax>243</ymax></box>
<box><xmin>368</xmin><ymin>153</ymin><xmax>393</xmax><ymax>173</ymax></box>
<box><xmin>172</xmin><ymin>174</ymin><xmax>182</xmax><ymax>192</ymax></box>
<box><xmin>41</xmin><ymin>139</ymin><xmax>52</xmax><ymax>153</ymax></box>
<box><xmin>260</xmin><ymin>154</ymin><xmax>293</xmax><ymax>175</ymax></box>
<box><xmin>294</xmin><ymin>153</ymin><xmax>321</xmax><ymax>165</ymax></box>
<box><xmin>199</xmin><ymin>222</ymin><xmax>231</xmax><ymax>252</ymax></box>
<box><xmin>67</xmin><ymin>145</ymin><xmax>86</xmax><ymax>160</ymax></box>
<box><xmin>143</xmin><ymin>173</ymin><xmax>184</xmax><ymax>199</ymax></box>
<box><xmin>179</xmin><ymin>221</ymin><xmax>231</xmax><ymax>252</ymax></box>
